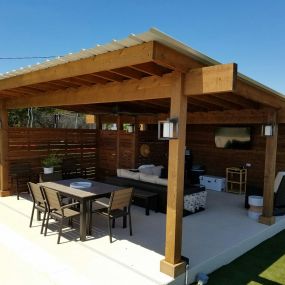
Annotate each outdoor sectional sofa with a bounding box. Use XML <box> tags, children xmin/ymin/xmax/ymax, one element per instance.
<box><xmin>104</xmin><ymin>167</ymin><xmax>207</xmax><ymax>216</ymax></box>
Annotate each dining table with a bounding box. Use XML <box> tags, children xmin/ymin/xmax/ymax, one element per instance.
<box><xmin>39</xmin><ymin>178</ymin><xmax>124</xmax><ymax>241</ymax></box>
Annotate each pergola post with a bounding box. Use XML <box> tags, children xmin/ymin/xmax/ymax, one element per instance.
<box><xmin>0</xmin><ymin>101</ymin><xmax>10</xmax><ymax>197</ymax></box>
<box><xmin>160</xmin><ymin>73</ymin><xmax>187</xmax><ymax>277</ymax></box>
<box><xmin>259</xmin><ymin>111</ymin><xmax>278</xmax><ymax>225</ymax></box>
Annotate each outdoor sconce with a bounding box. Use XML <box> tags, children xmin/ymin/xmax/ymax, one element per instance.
<box><xmin>261</xmin><ymin>124</ymin><xmax>274</xmax><ymax>136</ymax></box>
<box><xmin>158</xmin><ymin>118</ymin><xmax>179</xmax><ymax>140</ymax></box>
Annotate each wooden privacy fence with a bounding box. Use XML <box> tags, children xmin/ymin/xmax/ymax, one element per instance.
<box><xmin>8</xmin><ymin>128</ymin><xmax>97</xmax><ymax>188</ymax></box>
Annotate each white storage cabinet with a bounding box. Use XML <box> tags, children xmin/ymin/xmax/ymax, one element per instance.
<box><xmin>199</xmin><ymin>175</ymin><xmax>225</xmax><ymax>191</ymax></box>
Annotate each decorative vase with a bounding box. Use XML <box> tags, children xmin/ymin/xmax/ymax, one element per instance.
<box><xmin>43</xmin><ymin>167</ymin><xmax>54</xmax><ymax>174</ymax></box>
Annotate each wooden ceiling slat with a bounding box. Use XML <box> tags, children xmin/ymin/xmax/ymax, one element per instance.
<box><xmin>187</xmin><ymin>104</ymin><xmax>207</xmax><ymax>112</ymax></box>
<box><xmin>188</xmin><ymin>97</ymin><xmax>222</xmax><ymax>111</ymax></box>
<box><xmin>213</xmin><ymin>93</ymin><xmax>260</xmax><ymax>109</ymax></box>
<box><xmin>18</xmin><ymin>85</ymin><xmax>46</xmax><ymax>93</ymax></box>
<box><xmin>79</xmin><ymin>74</ymin><xmax>109</xmax><ymax>84</ymax></box>
<box><xmin>110</xmin><ymin>67</ymin><xmax>147</xmax><ymax>80</ymax></box>
<box><xmin>58</xmin><ymin>79</ymin><xmax>82</xmax><ymax>88</ymax></box>
<box><xmin>46</xmin><ymin>81</ymin><xmax>73</xmax><ymax>89</ymax></box>
<box><xmin>94</xmin><ymin>71</ymin><xmax>128</xmax><ymax>82</ymax></box>
<box><xmin>32</xmin><ymin>82</ymin><xmax>62</xmax><ymax>91</ymax></box>
<box><xmin>130</xmin><ymin>62</ymin><xmax>172</xmax><ymax>76</ymax></box>
<box><xmin>72</xmin><ymin>77</ymin><xmax>95</xmax><ymax>86</ymax></box>
<box><xmin>191</xmin><ymin>95</ymin><xmax>239</xmax><ymax>110</ymax></box>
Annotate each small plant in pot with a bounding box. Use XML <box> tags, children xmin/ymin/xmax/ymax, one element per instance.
<box><xmin>42</xmin><ymin>153</ymin><xmax>62</xmax><ymax>174</ymax></box>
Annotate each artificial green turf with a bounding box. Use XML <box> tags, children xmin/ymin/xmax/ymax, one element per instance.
<box><xmin>206</xmin><ymin>230</ymin><xmax>285</xmax><ymax>285</ymax></box>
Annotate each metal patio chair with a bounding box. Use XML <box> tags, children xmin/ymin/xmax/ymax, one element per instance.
<box><xmin>89</xmin><ymin>187</ymin><xmax>133</xmax><ymax>243</ymax></box>
<box><xmin>27</xmin><ymin>182</ymin><xmax>47</xmax><ymax>234</ymax></box>
<box><xmin>41</xmin><ymin>186</ymin><xmax>80</xmax><ymax>244</ymax></box>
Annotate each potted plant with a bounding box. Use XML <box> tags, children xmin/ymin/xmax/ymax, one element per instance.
<box><xmin>42</xmin><ymin>153</ymin><xmax>62</xmax><ymax>174</ymax></box>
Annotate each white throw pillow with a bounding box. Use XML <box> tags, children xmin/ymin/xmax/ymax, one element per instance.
<box><xmin>152</xmin><ymin>165</ymin><xmax>164</xmax><ymax>177</ymax></box>
<box><xmin>139</xmin><ymin>167</ymin><xmax>154</xmax><ymax>175</ymax></box>
<box><xmin>155</xmin><ymin>177</ymin><xmax>168</xmax><ymax>186</ymax></box>
<box><xmin>138</xmin><ymin>164</ymin><xmax>155</xmax><ymax>170</ymax></box>
<box><xmin>119</xmin><ymin>169</ymin><xmax>140</xmax><ymax>180</ymax></box>
<box><xmin>117</xmin><ymin>169</ymin><xmax>122</xmax><ymax>177</ymax></box>
<box><xmin>139</xmin><ymin>173</ymin><xmax>158</xmax><ymax>184</ymax></box>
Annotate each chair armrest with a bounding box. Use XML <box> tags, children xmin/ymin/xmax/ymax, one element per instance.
<box><xmin>93</xmin><ymin>197</ymin><xmax>110</xmax><ymax>208</ymax></box>
<box><xmin>61</xmin><ymin>202</ymin><xmax>80</xmax><ymax>209</ymax></box>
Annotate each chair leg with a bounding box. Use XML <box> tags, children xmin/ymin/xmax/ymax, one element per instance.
<box><xmin>41</xmin><ymin>211</ymin><xmax>47</xmax><ymax>234</ymax></box>
<box><xmin>44</xmin><ymin>213</ymin><xmax>50</xmax><ymax>236</ymax></box>
<box><xmin>112</xmin><ymin>219</ymin><xmax>115</xmax><ymax>228</ymax></box>
<box><xmin>108</xmin><ymin>218</ymin><xmax>112</xmax><ymax>243</ymax></box>
<box><xmin>129</xmin><ymin>211</ymin><xmax>132</xmax><ymax>236</ymax></box>
<box><xmin>89</xmin><ymin>211</ymin><xmax>93</xmax><ymax>234</ymax></box>
<box><xmin>16</xmin><ymin>181</ymin><xmax>19</xmax><ymax>200</ymax></box>
<box><xmin>57</xmin><ymin>219</ymin><xmax>63</xmax><ymax>244</ymax></box>
<box><xmin>29</xmin><ymin>205</ymin><xmax>35</xmax><ymax>227</ymax></box>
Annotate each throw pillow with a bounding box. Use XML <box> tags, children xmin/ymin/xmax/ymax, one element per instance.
<box><xmin>152</xmin><ymin>165</ymin><xmax>164</xmax><ymax>177</ymax></box>
<box><xmin>139</xmin><ymin>167</ymin><xmax>154</xmax><ymax>175</ymax></box>
<box><xmin>138</xmin><ymin>164</ymin><xmax>155</xmax><ymax>170</ymax></box>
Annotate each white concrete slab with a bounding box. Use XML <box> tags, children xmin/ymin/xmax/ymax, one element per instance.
<box><xmin>1</xmin><ymin>190</ymin><xmax>285</xmax><ymax>285</ymax></box>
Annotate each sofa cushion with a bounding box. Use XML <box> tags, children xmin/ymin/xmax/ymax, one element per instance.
<box><xmin>139</xmin><ymin>167</ymin><xmax>154</xmax><ymax>175</ymax></box>
<box><xmin>152</xmin><ymin>165</ymin><xmax>164</xmax><ymax>176</ymax></box>
<box><xmin>156</xmin><ymin>177</ymin><xmax>168</xmax><ymax>186</ymax></box>
<box><xmin>140</xmin><ymin>173</ymin><xmax>158</xmax><ymax>184</ymax></box>
<box><xmin>118</xmin><ymin>169</ymin><xmax>140</xmax><ymax>180</ymax></box>
<box><xmin>138</xmin><ymin>164</ymin><xmax>155</xmax><ymax>170</ymax></box>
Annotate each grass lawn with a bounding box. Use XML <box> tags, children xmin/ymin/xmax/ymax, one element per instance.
<box><xmin>206</xmin><ymin>230</ymin><xmax>285</xmax><ymax>285</ymax></box>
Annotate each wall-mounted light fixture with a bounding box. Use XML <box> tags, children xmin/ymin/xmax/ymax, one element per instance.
<box><xmin>158</xmin><ymin>118</ymin><xmax>179</xmax><ymax>140</ymax></box>
<box><xmin>261</xmin><ymin>124</ymin><xmax>274</xmax><ymax>136</ymax></box>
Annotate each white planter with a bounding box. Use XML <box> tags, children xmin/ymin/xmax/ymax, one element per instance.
<box><xmin>43</xmin><ymin>167</ymin><xmax>54</xmax><ymax>174</ymax></box>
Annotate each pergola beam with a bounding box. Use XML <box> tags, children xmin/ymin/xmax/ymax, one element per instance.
<box><xmin>185</xmin><ymin>63</ymin><xmax>237</xmax><ymax>96</ymax></box>
<box><xmin>236</xmin><ymin>78</ymin><xmax>285</xmax><ymax>109</ymax></box>
<box><xmin>6</xmin><ymin>72</ymin><xmax>178</xmax><ymax>109</ymax></box>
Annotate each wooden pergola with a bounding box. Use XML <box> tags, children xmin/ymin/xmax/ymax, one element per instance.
<box><xmin>1</xmin><ymin>29</ymin><xmax>285</xmax><ymax>278</ymax></box>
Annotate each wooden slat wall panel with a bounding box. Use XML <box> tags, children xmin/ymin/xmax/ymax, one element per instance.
<box><xmin>98</xmin><ymin>130</ymin><xmax>117</xmax><ymax>177</ymax></box>
<box><xmin>137</xmin><ymin>127</ymin><xmax>169</xmax><ymax>167</ymax></box>
<box><xmin>8</xmin><ymin>128</ymin><xmax>97</xmax><ymax>191</ymax></box>
<box><xmin>186</xmin><ymin>125</ymin><xmax>267</xmax><ymax>188</ymax></box>
<box><xmin>118</xmin><ymin>132</ymin><xmax>136</xmax><ymax>169</ymax></box>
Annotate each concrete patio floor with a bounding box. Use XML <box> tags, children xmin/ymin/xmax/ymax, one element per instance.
<box><xmin>1</xmin><ymin>190</ymin><xmax>285</xmax><ymax>285</ymax></box>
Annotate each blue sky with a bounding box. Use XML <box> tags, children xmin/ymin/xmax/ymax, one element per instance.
<box><xmin>0</xmin><ymin>0</ymin><xmax>284</xmax><ymax>94</ymax></box>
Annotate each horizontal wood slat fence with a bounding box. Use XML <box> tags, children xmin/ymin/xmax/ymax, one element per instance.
<box><xmin>8</xmin><ymin>128</ymin><xmax>97</xmax><ymax>192</ymax></box>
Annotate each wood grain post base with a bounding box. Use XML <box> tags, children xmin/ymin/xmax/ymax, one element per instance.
<box><xmin>0</xmin><ymin>190</ymin><xmax>14</xmax><ymax>197</ymax></box>
<box><xmin>160</xmin><ymin>259</ymin><xmax>186</xmax><ymax>278</ymax></box>
<box><xmin>259</xmin><ymin>215</ymin><xmax>276</xmax><ymax>225</ymax></box>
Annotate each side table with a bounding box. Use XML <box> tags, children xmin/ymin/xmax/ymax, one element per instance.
<box><xmin>226</xmin><ymin>167</ymin><xmax>247</xmax><ymax>194</ymax></box>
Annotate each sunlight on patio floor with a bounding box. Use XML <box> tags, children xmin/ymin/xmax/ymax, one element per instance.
<box><xmin>1</xmin><ymin>190</ymin><xmax>285</xmax><ymax>285</ymax></box>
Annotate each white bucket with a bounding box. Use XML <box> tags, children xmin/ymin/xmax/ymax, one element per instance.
<box><xmin>248</xmin><ymin>195</ymin><xmax>263</xmax><ymax>220</ymax></box>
